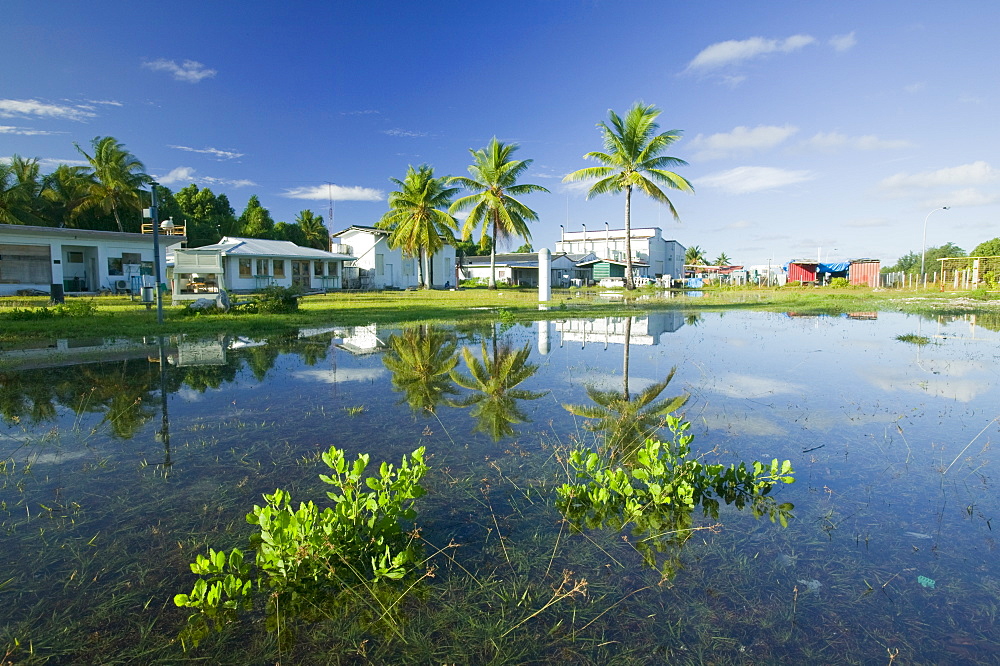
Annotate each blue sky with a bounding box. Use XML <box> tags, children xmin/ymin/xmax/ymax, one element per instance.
<box><xmin>3</xmin><ymin>0</ymin><xmax>997</xmax><ymax>266</ymax></box>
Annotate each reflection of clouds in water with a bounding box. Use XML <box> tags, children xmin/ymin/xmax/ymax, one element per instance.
<box><xmin>177</xmin><ymin>387</ymin><xmax>202</xmax><ymax>402</ymax></box>
<box><xmin>699</xmin><ymin>410</ymin><xmax>787</xmax><ymax>437</ymax></box>
<box><xmin>564</xmin><ymin>372</ymin><xmax>663</xmax><ymax>393</ymax></box>
<box><xmin>863</xmin><ymin>365</ymin><xmax>986</xmax><ymax>402</ymax></box>
<box><xmin>293</xmin><ymin>368</ymin><xmax>386</xmax><ymax>384</ymax></box>
<box><xmin>708</xmin><ymin>374</ymin><xmax>807</xmax><ymax>398</ymax></box>
<box><xmin>23</xmin><ymin>449</ymin><xmax>91</xmax><ymax>465</ymax></box>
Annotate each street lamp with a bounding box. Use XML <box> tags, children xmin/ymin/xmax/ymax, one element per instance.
<box><xmin>920</xmin><ymin>206</ymin><xmax>950</xmax><ymax>277</ymax></box>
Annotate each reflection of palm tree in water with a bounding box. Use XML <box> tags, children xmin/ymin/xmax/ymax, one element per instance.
<box><xmin>564</xmin><ymin>317</ymin><xmax>688</xmax><ymax>460</ymax></box>
<box><xmin>450</xmin><ymin>333</ymin><xmax>547</xmax><ymax>441</ymax></box>
<box><xmin>383</xmin><ymin>326</ymin><xmax>460</xmax><ymax>416</ymax></box>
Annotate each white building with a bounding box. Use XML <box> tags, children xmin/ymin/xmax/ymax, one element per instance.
<box><xmin>0</xmin><ymin>223</ymin><xmax>182</xmax><ymax>297</ymax></box>
<box><xmin>458</xmin><ymin>251</ymin><xmax>596</xmax><ymax>287</ymax></box>
<box><xmin>170</xmin><ymin>236</ymin><xmax>355</xmax><ymax>300</ymax></box>
<box><xmin>554</xmin><ymin>225</ymin><xmax>685</xmax><ymax>280</ymax></box>
<box><xmin>331</xmin><ymin>225</ymin><xmax>457</xmax><ymax>289</ymax></box>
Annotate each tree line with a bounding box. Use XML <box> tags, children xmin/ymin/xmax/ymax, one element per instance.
<box><xmin>881</xmin><ymin>238</ymin><xmax>1000</xmax><ymax>275</ymax></box>
<box><xmin>0</xmin><ymin>136</ymin><xmax>331</xmax><ymax>250</ymax></box>
<box><xmin>3</xmin><ymin>102</ymin><xmax>695</xmax><ymax>289</ymax></box>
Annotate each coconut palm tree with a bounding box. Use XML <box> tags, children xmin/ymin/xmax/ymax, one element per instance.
<box><xmin>75</xmin><ymin>136</ymin><xmax>151</xmax><ymax>232</ymax></box>
<box><xmin>295</xmin><ymin>209</ymin><xmax>330</xmax><ymax>250</ymax></box>
<box><xmin>450</xmin><ymin>341</ymin><xmax>547</xmax><ymax>441</ymax></box>
<box><xmin>378</xmin><ymin>165</ymin><xmax>458</xmax><ymax>288</ymax></box>
<box><xmin>449</xmin><ymin>139</ymin><xmax>549</xmax><ymax>289</ymax></box>
<box><xmin>42</xmin><ymin>164</ymin><xmax>95</xmax><ymax>227</ymax></box>
<box><xmin>714</xmin><ymin>252</ymin><xmax>731</xmax><ymax>267</ymax></box>
<box><xmin>685</xmin><ymin>245</ymin><xmax>707</xmax><ymax>266</ymax></box>
<box><xmin>564</xmin><ymin>102</ymin><xmax>693</xmax><ymax>289</ymax></box>
<box><xmin>0</xmin><ymin>156</ymin><xmax>47</xmax><ymax>225</ymax></box>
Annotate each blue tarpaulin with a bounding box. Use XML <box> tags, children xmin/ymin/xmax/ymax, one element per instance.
<box><xmin>685</xmin><ymin>277</ymin><xmax>704</xmax><ymax>288</ymax></box>
<box><xmin>818</xmin><ymin>262</ymin><xmax>850</xmax><ymax>273</ymax></box>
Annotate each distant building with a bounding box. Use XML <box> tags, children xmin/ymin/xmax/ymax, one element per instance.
<box><xmin>459</xmin><ymin>251</ymin><xmax>596</xmax><ymax>287</ymax></box>
<box><xmin>554</xmin><ymin>225</ymin><xmax>685</xmax><ymax>280</ymax></box>
<box><xmin>331</xmin><ymin>225</ymin><xmax>456</xmax><ymax>289</ymax></box>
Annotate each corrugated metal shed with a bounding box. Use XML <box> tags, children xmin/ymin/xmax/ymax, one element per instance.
<box><xmin>787</xmin><ymin>261</ymin><xmax>819</xmax><ymax>283</ymax></box>
<box><xmin>849</xmin><ymin>259</ymin><xmax>880</xmax><ymax>287</ymax></box>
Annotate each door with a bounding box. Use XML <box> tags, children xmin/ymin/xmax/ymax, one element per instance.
<box><xmin>291</xmin><ymin>260</ymin><xmax>310</xmax><ymax>287</ymax></box>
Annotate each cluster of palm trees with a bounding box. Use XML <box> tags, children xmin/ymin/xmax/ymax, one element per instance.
<box><xmin>685</xmin><ymin>246</ymin><xmax>733</xmax><ymax>267</ymax></box>
<box><xmin>1</xmin><ymin>137</ymin><xmax>149</xmax><ymax>232</ymax></box>
<box><xmin>379</xmin><ymin>101</ymin><xmax>693</xmax><ymax>290</ymax></box>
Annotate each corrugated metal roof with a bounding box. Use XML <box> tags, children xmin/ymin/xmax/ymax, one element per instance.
<box><xmin>187</xmin><ymin>236</ymin><xmax>355</xmax><ymax>260</ymax></box>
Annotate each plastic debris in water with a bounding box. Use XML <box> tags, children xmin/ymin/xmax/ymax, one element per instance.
<box><xmin>905</xmin><ymin>532</ymin><xmax>933</xmax><ymax>539</ymax></box>
<box><xmin>918</xmin><ymin>575</ymin><xmax>936</xmax><ymax>589</ymax></box>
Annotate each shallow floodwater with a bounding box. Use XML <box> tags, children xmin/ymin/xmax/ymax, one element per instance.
<box><xmin>1</xmin><ymin>310</ymin><xmax>999</xmax><ymax>663</ymax></box>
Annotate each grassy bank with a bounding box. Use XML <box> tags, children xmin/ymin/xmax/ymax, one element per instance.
<box><xmin>2</xmin><ymin>285</ymin><xmax>999</xmax><ymax>345</ymax></box>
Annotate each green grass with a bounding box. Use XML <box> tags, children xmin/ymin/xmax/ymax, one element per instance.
<box><xmin>3</xmin><ymin>285</ymin><xmax>1000</xmax><ymax>345</ymax></box>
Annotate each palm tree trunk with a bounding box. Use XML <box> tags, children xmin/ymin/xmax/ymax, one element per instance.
<box><xmin>111</xmin><ymin>201</ymin><xmax>124</xmax><ymax>233</ymax></box>
<box><xmin>624</xmin><ymin>185</ymin><xmax>634</xmax><ymax>290</ymax></box>
<box><xmin>489</xmin><ymin>215</ymin><xmax>498</xmax><ymax>289</ymax></box>
<box><xmin>418</xmin><ymin>249</ymin><xmax>426</xmax><ymax>288</ymax></box>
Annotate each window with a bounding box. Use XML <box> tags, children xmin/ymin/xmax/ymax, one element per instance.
<box><xmin>273</xmin><ymin>260</ymin><xmax>285</xmax><ymax>278</ymax></box>
<box><xmin>314</xmin><ymin>261</ymin><xmax>323</xmax><ymax>276</ymax></box>
<box><xmin>256</xmin><ymin>259</ymin><xmax>269</xmax><ymax>276</ymax></box>
<box><xmin>326</xmin><ymin>261</ymin><xmax>338</xmax><ymax>277</ymax></box>
<box><xmin>67</xmin><ymin>251</ymin><xmax>84</xmax><ymax>264</ymax></box>
<box><xmin>375</xmin><ymin>254</ymin><xmax>384</xmax><ymax>276</ymax></box>
<box><xmin>122</xmin><ymin>252</ymin><xmax>141</xmax><ymax>266</ymax></box>
<box><xmin>108</xmin><ymin>258</ymin><xmax>124</xmax><ymax>276</ymax></box>
<box><xmin>0</xmin><ymin>244</ymin><xmax>51</xmax><ymax>284</ymax></box>
<box><xmin>239</xmin><ymin>258</ymin><xmax>251</xmax><ymax>278</ymax></box>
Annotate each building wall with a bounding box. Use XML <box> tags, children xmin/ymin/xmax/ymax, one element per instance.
<box><xmin>848</xmin><ymin>261</ymin><xmax>880</xmax><ymax>287</ymax></box>
<box><xmin>336</xmin><ymin>228</ymin><xmax>455</xmax><ymax>288</ymax></box>
<box><xmin>0</xmin><ymin>227</ymin><xmax>165</xmax><ymax>296</ymax></box>
<box><xmin>555</xmin><ymin>227</ymin><xmax>684</xmax><ymax>279</ymax></box>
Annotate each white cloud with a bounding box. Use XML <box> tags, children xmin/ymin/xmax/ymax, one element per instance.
<box><xmin>0</xmin><ymin>125</ymin><xmax>65</xmax><ymax>136</ymax></box>
<box><xmin>382</xmin><ymin>128</ymin><xmax>428</xmax><ymax>138</ymax></box>
<box><xmin>802</xmin><ymin>132</ymin><xmax>911</xmax><ymax>151</ymax></box>
<box><xmin>84</xmin><ymin>99</ymin><xmax>123</xmax><ymax>107</ymax></box>
<box><xmin>689</xmin><ymin>125</ymin><xmax>798</xmax><ymax>160</ymax></box>
<box><xmin>0</xmin><ymin>98</ymin><xmax>96</xmax><ymax>121</ymax></box>
<box><xmin>697</xmin><ymin>166</ymin><xmax>814</xmax><ymax>194</ymax></box>
<box><xmin>925</xmin><ymin>188</ymin><xmax>999</xmax><ymax>208</ymax></box>
<box><xmin>560</xmin><ymin>180</ymin><xmax>596</xmax><ymax>195</ymax></box>
<box><xmin>724</xmin><ymin>220</ymin><xmax>751</xmax><ymax>230</ymax></box>
<box><xmin>829</xmin><ymin>32</ymin><xmax>857</xmax><ymax>51</ymax></box>
<box><xmin>169</xmin><ymin>145</ymin><xmax>245</xmax><ymax>160</ymax></box>
<box><xmin>904</xmin><ymin>82</ymin><xmax>926</xmax><ymax>94</ymax></box>
<box><xmin>154</xmin><ymin>166</ymin><xmax>256</xmax><ymax>188</ymax></box>
<box><xmin>687</xmin><ymin>34</ymin><xmax>816</xmax><ymax>70</ymax></box>
<box><xmin>879</xmin><ymin>161</ymin><xmax>996</xmax><ymax>194</ymax></box>
<box><xmin>292</xmin><ymin>368</ymin><xmax>386</xmax><ymax>383</ymax></box>
<box><xmin>282</xmin><ymin>184</ymin><xmax>383</xmax><ymax>202</ymax></box>
<box><xmin>845</xmin><ymin>217</ymin><xmax>892</xmax><ymax>228</ymax></box>
<box><xmin>707</xmin><ymin>373</ymin><xmax>807</xmax><ymax>398</ymax></box>
<box><xmin>340</xmin><ymin>109</ymin><xmax>381</xmax><ymax>116</ymax></box>
<box><xmin>142</xmin><ymin>59</ymin><xmax>216</xmax><ymax>83</ymax></box>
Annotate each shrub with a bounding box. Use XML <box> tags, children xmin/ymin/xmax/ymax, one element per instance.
<box><xmin>829</xmin><ymin>277</ymin><xmax>850</xmax><ymax>288</ymax></box>
<box><xmin>254</xmin><ymin>285</ymin><xmax>303</xmax><ymax>314</ymax></box>
<box><xmin>174</xmin><ymin>446</ymin><xmax>428</xmax><ymax>648</ymax></box>
<box><xmin>969</xmin><ymin>287</ymin><xmax>997</xmax><ymax>301</ymax></box>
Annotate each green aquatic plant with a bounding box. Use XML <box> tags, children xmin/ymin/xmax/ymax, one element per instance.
<box><xmin>556</xmin><ymin>415</ymin><xmax>794</xmax><ymax>577</ymax></box>
<box><xmin>174</xmin><ymin>445</ymin><xmax>428</xmax><ymax>648</ymax></box>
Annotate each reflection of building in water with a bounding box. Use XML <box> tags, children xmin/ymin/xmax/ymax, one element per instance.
<box><xmin>336</xmin><ymin>324</ymin><xmax>387</xmax><ymax>355</ymax></box>
<box><xmin>170</xmin><ymin>336</ymin><xmax>228</xmax><ymax>367</ymax></box>
<box><xmin>556</xmin><ymin>313</ymin><xmax>684</xmax><ymax>347</ymax></box>
<box><xmin>0</xmin><ymin>337</ymin><xmax>173</xmax><ymax>370</ymax></box>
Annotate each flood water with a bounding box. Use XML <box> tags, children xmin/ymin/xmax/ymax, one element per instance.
<box><xmin>1</xmin><ymin>310</ymin><xmax>999</xmax><ymax>664</ymax></box>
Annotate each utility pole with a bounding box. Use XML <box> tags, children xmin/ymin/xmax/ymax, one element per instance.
<box><xmin>150</xmin><ymin>183</ymin><xmax>164</xmax><ymax>324</ymax></box>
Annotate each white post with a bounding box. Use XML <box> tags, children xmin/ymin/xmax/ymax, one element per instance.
<box><xmin>538</xmin><ymin>248</ymin><xmax>551</xmax><ymax>302</ymax></box>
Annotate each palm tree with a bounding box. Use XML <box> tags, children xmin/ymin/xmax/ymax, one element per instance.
<box><xmin>564</xmin><ymin>102</ymin><xmax>693</xmax><ymax>289</ymax></box>
<box><xmin>378</xmin><ymin>165</ymin><xmax>458</xmax><ymax>288</ymax></box>
<box><xmin>714</xmin><ymin>252</ymin><xmax>731</xmax><ymax>267</ymax></box>
<box><xmin>383</xmin><ymin>326</ymin><xmax>460</xmax><ymax>415</ymax></box>
<box><xmin>42</xmin><ymin>164</ymin><xmax>95</xmax><ymax>228</ymax></box>
<box><xmin>0</xmin><ymin>156</ymin><xmax>46</xmax><ymax>225</ymax></box>
<box><xmin>450</xmin><ymin>341</ymin><xmax>547</xmax><ymax>441</ymax></box>
<box><xmin>75</xmin><ymin>136</ymin><xmax>151</xmax><ymax>232</ymax></box>
<box><xmin>449</xmin><ymin>139</ymin><xmax>549</xmax><ymax>289</ymax></box>
<box><xmin>295</xmin><ymin>210</ymin><xmax>330</xmax><ymax>250</ymax></box>
<box><xmin>685</xmin><ymin>245</ymin><xmax>707</xmax><ymax>266</ymax></box>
